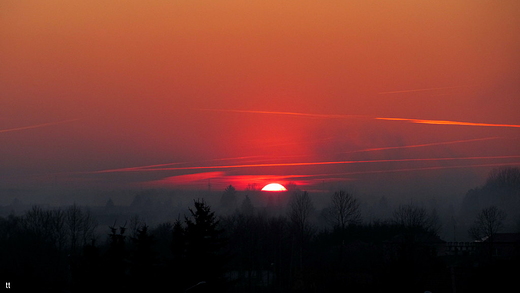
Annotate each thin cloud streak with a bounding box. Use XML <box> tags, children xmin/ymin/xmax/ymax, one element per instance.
<box><xmin>93</xmin><ymin>155</ymin><xmax>520</xmax><ymax>173</ymax></box>
<box><xmin>152</xmin><ymin>173</ymin><xmax>306</xmax><ymax>184</ymax></box>
<box><xmin>146</xmin><ymin>162</ymin><xmax>520</xmax><ymax>189</ymax></box>
<box><xmin>0</xmin><ymin>119</ymin><xmax>82</xmax><ymax>133</ymax></box>
<box><xmin>152</xmin><ymin>171</ymin><xmax>226</xmax><ymax>184</ymax></box>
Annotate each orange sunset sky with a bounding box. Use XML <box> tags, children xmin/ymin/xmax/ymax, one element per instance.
<box><xmin>1</xmin><ymin>1</ymin><xmax>519</xmax><ymax>199</ymax></box>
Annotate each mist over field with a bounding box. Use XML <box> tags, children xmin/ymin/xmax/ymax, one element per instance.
<box><xmin>2</xmin><ymin>166</ymin><xmax>519</xmax><ymax>244</ymax></box>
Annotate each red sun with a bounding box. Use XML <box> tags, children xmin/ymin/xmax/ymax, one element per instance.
<box><xmin>261</xmin><ymin>183</ymin><xmax>287</xmax><ymax>192</ymax></box>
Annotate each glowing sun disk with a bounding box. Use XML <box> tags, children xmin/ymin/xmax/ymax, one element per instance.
<box><xmin>261</xmin><ymin>183</ymin><xmax>287</xmax><ymax>192</ymax></box>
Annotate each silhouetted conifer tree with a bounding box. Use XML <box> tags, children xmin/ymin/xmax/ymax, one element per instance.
<box><xmin>104</xmin><ymin>224</ymin><xmax>129</xmax><ymax>291</ymax></box>
<box><xmin>240</xmin><ymin>194</ymin><xmax>255</xmax><ymax>215</ymax></box>
<box><xmin>184</xmin><ymin>199</ymin><xmax>227</xmax><ymax>291</ymax></box>
<box><xmin>130</xmin><ymin>224</ymin><xmax>156</xmax><ymax>290</ymax></box>
<box><xmin>220</xmin><ymin>185</ymin><xmax>238</xmax><ymax>211</ymax></box>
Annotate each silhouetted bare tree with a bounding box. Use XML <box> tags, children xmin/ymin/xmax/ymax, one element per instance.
<box><xmin>22</xmin><ymin>205</ymin><xmax>66</xmax><ymax>251</ymax></box>
<box><xmin>461</xmin><ymin>166</ymin><xmax>520</xmax><ymax>225</ymax></box>
<box><xmin>325</xmin><ymin>190</ymin><xmax>361</xmax><ymax>230</ymax></box>
<box><xmin>469</xmin><ymin>205</ymin><xmax>507</xmax><ymax>262</ymax></box>
<box><xmin>288</xmin><ymin>190</ymin><xmax>315</xmax><ymax>290</ymax></box>
<box><xmin>289</xmin><ymin>191</ymin><xmax>315</xmax><ymax>238</ymax></box>
<box><xmin>469</xmin><ymin>205</ymin><xmax>507</xmax><ymax>241</ymax></box>
<box><xmin>392</xmin><ymin>204</ymin><xmax>440</xmax><ymax>234</ymax></box>
<box><xmin>485</xmin><ymin>167</ymin><xmax>520</xmax><ymax>189</ymax></box>
<box><xmin>66</xmin><ymin>204</ymin><xmax>97</xmax><ymax>255</ymax></box>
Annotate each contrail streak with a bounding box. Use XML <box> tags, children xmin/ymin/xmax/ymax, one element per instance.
<box><xmin>93</xmin><ymin>162</ymin><xmax>189</xmax><ymax>174</ymax></box>
<box><xmin>0</xmin><ymin>119</ymin><xmax>82</xmax><ymax>133</ymax></box>
<box><xmin>198</xmin><ymin>108</ymin><xmax>520</xmax><ymax>129</ymax></box>
<box><xmin>93</xmin><ymin>155</ymin><xmax>268</xmax><ymax>174</ymax></box>
<box><xmin>378</xmin><ymin>85</ymin><xmax>468</xmax><ymax>95</ymax></box>
<box><xmin>94</xmin><ymin>137</ymin><xmax>500</xmax><ymax>174</ymax></box>
<box><xmin>342</xmin><ymin>137</ymin><xmax>501</xmax><ymax>154</ymax></box>
<box><xmin>298</xmin><ymin>162</ymin><xmax>520</xmax><ymax>178</ymax></box>
<box><xmin>198</xmin><ymin>108</ymin><xmax>364</xmax><ymax>119</ymax></box>
<box><xmin>237</xmin><ymin>137</ymin><xmax>502</xmax><ymax>162</ymax></box>
<box><xmin>364</xmin><ymin>162</ymin><xmax>520</xmax><ymax>175</ymax></box>
<box><xmin>376</xmin><ymin>117</ymin><xmax>520</xmax><ymax>128</ymax></box>
<box><xmin>93</xmin><ymin>155</ymin><xmax>520</xmax><ymax>173</ymax></box>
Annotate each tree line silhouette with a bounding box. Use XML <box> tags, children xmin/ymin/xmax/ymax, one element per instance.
<box><xmin>1</xmin><ymin>167</ymin><xmax>518</xmax><ymax>292</ymax></box>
